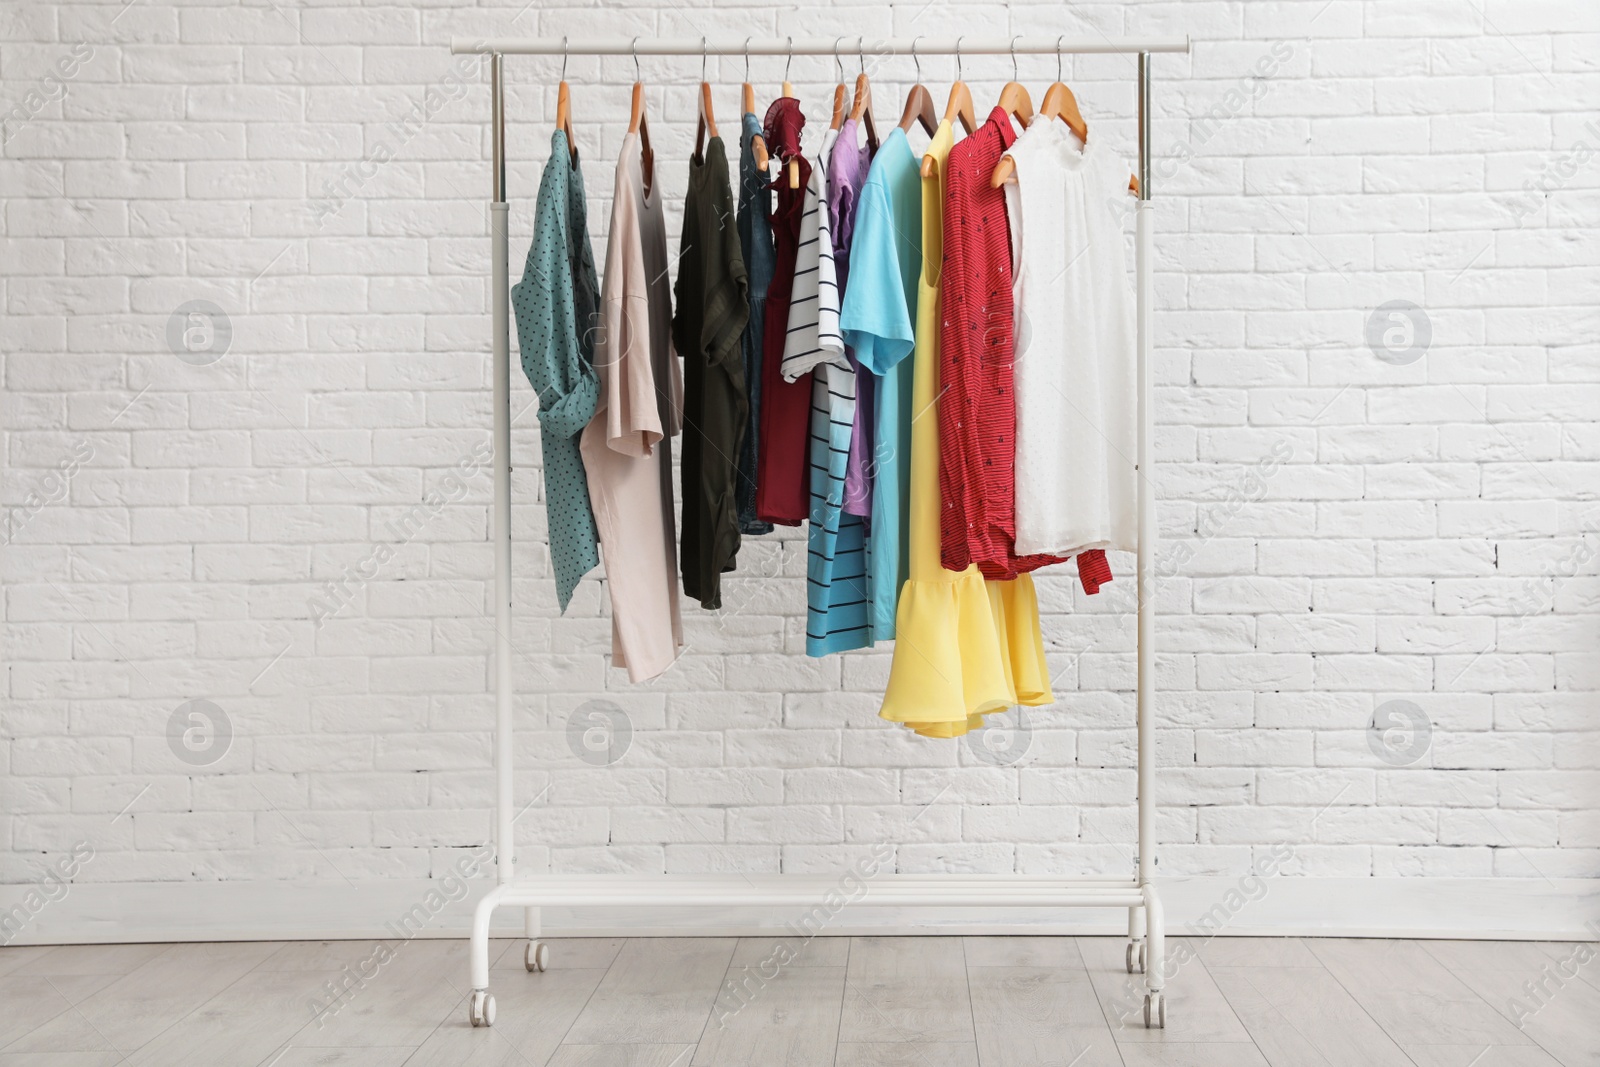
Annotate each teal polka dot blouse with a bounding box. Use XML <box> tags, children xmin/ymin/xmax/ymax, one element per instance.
<box><xmin>512</xmin><ymin>130</ymin><xmax>602</xmax><ymax>612</ymax></box>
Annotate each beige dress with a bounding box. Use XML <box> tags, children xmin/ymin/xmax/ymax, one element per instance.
<box><xmin>580</xmin><ymin>135</ymin><xmax>684</xmax><ymax>682</ymax></box>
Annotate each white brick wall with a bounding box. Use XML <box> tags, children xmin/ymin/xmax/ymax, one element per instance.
<box><xmin>2</xmin><ymin>1</ymin><xmax>1597</xmax><ymax>892</ymax></box>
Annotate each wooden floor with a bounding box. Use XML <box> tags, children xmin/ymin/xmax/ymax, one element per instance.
<box><xmin>0</xmin><ymin>935</ymin><xmax>1594</xmax><ymax>1066</ymax></box>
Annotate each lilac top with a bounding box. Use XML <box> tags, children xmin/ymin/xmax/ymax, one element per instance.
<box><xmin>828</xmin><ymin>119</ymin><xmax>876</xmax><ymax>520</ymax></box>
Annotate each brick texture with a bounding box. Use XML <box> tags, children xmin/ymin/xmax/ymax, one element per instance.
<box><xmin>2</xmin><ymin>2</ymin><xmax>1597</xmax><ymax>886</ymax></box>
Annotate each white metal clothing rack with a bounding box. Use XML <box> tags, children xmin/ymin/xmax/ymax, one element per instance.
<box><xmin>452</xmin><ymin>33</ymin><xmax>1189</xmax><ymax>1031</ymax></box>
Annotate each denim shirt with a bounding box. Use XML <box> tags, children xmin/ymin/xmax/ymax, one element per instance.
<box><xmin>735</xmin><ymin>111</ymin><xmax>777</xmax><ymax>535</ymax></box>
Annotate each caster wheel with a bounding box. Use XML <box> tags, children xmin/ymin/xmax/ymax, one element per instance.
<box><xmin>469</xmin><ymin>989</ymin><xmax>496</xmax><ymax>1028</ymax></box>
<box><xmin>1143</xmin><ymin>990</ymin><xmax>1165</xmax><ymax>1029</ymax></box>
<box><xmin>525</xmin><ymin>940</ymin><xmax>549</xmax><ymax>972</ymax></box>
<box><xmin>1125</xmin><ymin>940</ymin><xmax>1146</xmax><ymax>974</ymax></box>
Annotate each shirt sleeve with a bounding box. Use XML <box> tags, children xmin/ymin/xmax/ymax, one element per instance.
<box><xmin>839</xmin><ymin>174</ymin><xmax>914</xmax><ymax>376</ymax></box>
<box><xmin>814</xmin><ymin>163</ymin><xmax>844</xmax><ymax>365</ymax></box>
<box><xmin>780</xmin><ymin>164</ymin><xmax>847</xmax><ymax>381</ymax></box>
<box><xmin>513</xmin><ymin>161</ymin><xmax>571</xmax><ymax>409</ymax></box>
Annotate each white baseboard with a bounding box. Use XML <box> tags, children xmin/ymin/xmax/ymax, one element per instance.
<box><xmin>4</xmin><ymin>876</ymin><xmax>1597</xmax><ymax>946</ymax></box>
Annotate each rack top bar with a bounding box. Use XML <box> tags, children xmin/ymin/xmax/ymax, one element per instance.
<box><xmin>450</xmin><ymin>35</ymin><xmax>1191</xmax><ymax>57</ymax></box>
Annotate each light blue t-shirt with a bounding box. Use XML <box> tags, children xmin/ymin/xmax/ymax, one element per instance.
<box><xmin>839</xmin><ymin>129</ymin><xmax>920</xmax><ymax>642</ymax></box>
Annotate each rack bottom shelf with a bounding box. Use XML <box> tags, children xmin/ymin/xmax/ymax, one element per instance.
<box><xmin>464</xmin><ymin>874</ymin><xmax>1170</xmax><ymax>1030</ymax></box>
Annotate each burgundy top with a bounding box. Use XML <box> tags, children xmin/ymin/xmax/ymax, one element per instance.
<box><xmin>754</xmin><ymin>97</ymin><xmax>813</xmax><ymax>526</ymax></box>
<box><xmin>938</xmin><ymin>107</ymin><xmax>1070</xmax><ymax>581</ymax></box>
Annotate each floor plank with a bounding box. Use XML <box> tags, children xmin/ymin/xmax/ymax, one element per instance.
<box><xmin>1116</xmin><ymin>1042</ymin><xmax>1273</xmax><ymax>1066</ymax></box>
<box><xmin>2</xmin><ymin>934</ymin><xmax>1586</xmax><ymax>1066</ymax></box>
<box><xmin>1208</xmin><ymin>964</ymin><xmax>1413</xmax><ymax>1067</ymax></box>
<box><xmin>264</xmin><ymin>1049</ymin><xmax>415</xmax><ymax>1066</ymax></box>
<box><xmin>282</xmin><ymin>940</ymin><xmax>467</xmax><ymax>1050</ymax></box>
<box><xmin>1307</xmin><ymin>939</ymin><xmax>1535</xmax><ymax>1048</ymax></box>
<box><xmin>257</xmin><ymin>942</ymin><xmax>395</xmax><ymax>972</ymax></box>
<box><xmin>545</xmin><ymin>1044</ymin><xmax>696</xmax><ymax>1066</ymax></box>
<box><xmin>1419</xmin><ymin>940</ymin><xmax>1589</xmax><ymax>976</ymax></box>
<box><xmin>5</xmin><ymin>942</ymin><xmax>278</xmax><ymax>1054</ymax></box>
<box><xmin>403</xmin><ymin>966</ymin><xmax>609</xmax><ymax>1067</ymax></box>
<box><xmin>1176</xmin><ymin>936</ymin><xmax>1323</xmax><ymax>969</ymax></box>
<box><xmin>562</xmin><ymin>938</ymin><xmax>736</xmax><ymax>1045</ymax></box>
<box><xmin>1401</xmin><ymin>1045</ymin><xmax>1566</xmax><ymax>1067</ymax></box>
<box><xmin>1446</xmin><ymin>964</ymin><xmax>1600</xmax><ymax>1067</ymax></box>
<box><xmin>693</xmin><ymin>964</ymin><xmax>844</xmax><ymax>1066</ymax></box>
<box><xmin>966</xmin><ymin>965</ymin><xmax>1122</xmax><ymax>1067</ymax></box>
<box><xmin>726</xmin><ymin>934</ymin><xmax>850</xmax><ymax>969</ymax></box>
<box><xmin>9</xmin><ymin>944</ymin><xmax>169</xmax><ymax>977</ymax></box>
<box><xmin>0</xmin><ymin>946</ymin><xmax>55</xmax><ymax>979</ymax></box>
<box><xmin>258</xmin><ymin>939</ymin><xmax>510</xmax><ymax>973</ymax></box>
<box><xmin>0</xmin><ymin>974</ymin><xmax>120</xmax><ymax>1053</ymax></box>
<box><xmin>1077</xmin><ymin>936</ymin><xmax>1254</xmax><ymax>1044</ymax></box>
<box><xmin>962</xmin><ymin>935</ymin><xmax>1084</xmax><ymax>969</ymax></box>
<box><xmin>118</xmin><ymin>968</ymin><xmax>350</xmax><ymax>1067</ymax></box>
<box><xmin>839</xmin><ymin>937</ymin><xmax>975</xmax><ymax>1045</ymax></box>
<box><xmin>833</xmin><ymin>1043</ymin><xmax>980</xmax><ymax>1067</ymax></box>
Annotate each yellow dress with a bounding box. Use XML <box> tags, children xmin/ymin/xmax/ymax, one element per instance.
<box><xmin>878</xmin><ymin>121</ymin><xmax>1054</xmax><ymax>738</ymax></box>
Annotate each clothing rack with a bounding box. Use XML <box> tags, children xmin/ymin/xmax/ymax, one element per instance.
<box><xmin>451</xmin><ymin>34</ymin><xmax>1190</xmax><ymax>1031</ymax></box>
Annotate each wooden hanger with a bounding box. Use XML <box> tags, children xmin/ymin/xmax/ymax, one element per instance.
<box><xmin>830</xmin><ymin>38</ymin><xmax>848</xmax><ymax>131</ymax></box>
<box><xmin>942</xmin><ymin>81</ymin><xmax>976</xmax><ymax>135</ymax></box>
<box><xmin>989</xmin><ymin>40</ymin><xmax>1140</xmax><ymax>194</ymax></box>
<box><xmin>556</xmin><ymin>82</ymin><xmax>578</xmax><ymax>164</ymax></box>
<box><xmin>991</xmin><ymin>50</ymin><xmax>1078</xmax><ymax>189</ymax></box>
<box><xmin>781</xmin><ymin>37</ymin><xmax>799</xmax><ymax>188</ymax></box>
<box><xmin>925</xmin><ymin>39</ymin><xmax>975</xmax><ymax>179</ymax></box>
<box><xmin>696</xmin><ymin>82</ymin><xmax>717</xmax><ymax>156</ymax></box>
<box><xmin>740</xmin><ymin>39</ymin><xmax>768</xmax><ymax>170</ymax></box>
<box><xmin>850</xmin><ymin>75</ymin><xmax>880</xmax><ymax>151</ymax></box>
<box><xmin>745</xmin><ymin>83</ymin><xmax>770</xmax><ymax>169</ymax></box>
<box><xmin>947</xmin><ymin>37</ymin><xmax>977</xmax><ymax>133</ymax></box>
<box><xmin>629</xmin><ymin>83</ymin><xmax>654</xmax><ymax>193</ymax></box>
<box><xmin>848</xmin><ymin>39</ymin><xmax>880</xmax><ymax>153</ymax></box>
<box><xmin>996</xmin><ymin>81</ymin><xmax>1033</xmax><ymax>127</ymax></box>
<box><xmin>694</xmin><ymin>39</ymin><xmax>717</xmax><ymax>160</ymax></box>
<box><xmin>995</xmin><ymin>38</ymin><xmax>1034</xmax><ymax>129</ymax></box>
<box><xmin>628</xmin><ymin>40</ymin><xmax>653</xmax><ymax>196</ymax></box>
<box><xmin>899</xmin><ymin>39</ymin><xmax>936</xmax><ymax>136</ymax></box>
<box><xmin>900</xmin><ymin>84</ymin><xmax>936</xmax><ymax>136</ymax></box>
<box><xmin>554</xmin><ymin>38</ymin><xmax>578</xmax><ymax>165</ymax></box>
<box><xmin>1040</xmin><ymin>84</ymin><xmax>1087</xmax><ymax>141</ymax></box>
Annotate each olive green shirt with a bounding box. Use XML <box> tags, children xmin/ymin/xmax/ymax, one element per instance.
<box><xmin>672</xmin><ymin>136</ymin><xmax>750</xmax><ymax>610</ymax></box>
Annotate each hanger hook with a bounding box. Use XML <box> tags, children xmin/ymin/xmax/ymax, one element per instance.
<box><xmin>1010</xmin><ymin>36</ymin><xmax>1020</xmax><ymax>82</ymax></box>
<box><xmin>954</xmin><ymin>35</ymin><xmax>963</xmax><ymax>81</ymax></box>
<box><xmin>834</xmin><ymin>36</ymin><xmax>844</xmax><ymax>83</ymax></box>
<box><xmin>784</xmin><ymin>36</ymin><xmax>793</xmax><ymax>82</ymax></box>
<box><xmin>743</xmin><ymin>36</ymin><xmax>752</xmax><ymax>82</ymax></box>
<box><xmin>911</xmin><ymin>36</ymin><xmax>922</xmax><ymax>82</ymax></box>
<box><xmin>701</xmin><ymin>36</ymin><xmax>708</xmax><ymax>82</ymax></box>
<box><xmin>561</xmin><ymin>35</ymin><xmax>568</xmax><ymax>81</ymax></box>
<box><xmin>631</xmin><ymin>36</ymin><xmax>640</xmax><ymax>82</ymax></box>
<box><xmin>858</xmin><ymin>35</ymin><xmax>866</xmax><ymax>75</ymax></box>
<box><xmin>1057</xmin><ymin>34</ymin><xmax>1065</xmax><ymax>82</ymax></box>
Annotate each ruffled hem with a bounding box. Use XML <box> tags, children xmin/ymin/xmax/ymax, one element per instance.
<box><xmin>877</xmin><ymin>570</ymin><xmax>1053</xmax><ymax>737</ymax></box>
